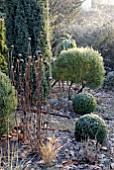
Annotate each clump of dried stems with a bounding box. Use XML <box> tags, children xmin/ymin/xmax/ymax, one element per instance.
<box><xmin>0</xmin><ymin>39</ymin><xmax>53</xmax><ymax>170</ymax></box>
<box><xmin>7</xmin><ymin>39</ymin><xmax>50</xmax><ymax>153</ymax></box>
<box><xmin>78</xmin><ymin>139</ymin><xmax>101</xmax><ymax>163</ymax></box>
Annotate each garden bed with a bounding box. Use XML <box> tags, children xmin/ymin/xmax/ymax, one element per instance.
<box><xmin>0</xmin><ymin>85</ymin><xmax>114</xmax><ymax>170</ymax></box>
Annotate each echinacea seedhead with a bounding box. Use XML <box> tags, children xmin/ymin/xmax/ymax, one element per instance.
<box><xmin>11</xmin><ymin>45</ymin><xmax>14</xmax><ymax>49</ymax></box>
<box><xmin>49</xmin><ymin>77</ymin><xmax>52</xmax><ymax>81</ymax></box>
<box><xmin>35</xmin><ymin>50</ymin><xmax>43</xmax><ymax>57</ymax></box>
<box><xmin>18</xmin><ymin>53</ymin><xmax>22</xmax><ymax>57</ymax></box>
<box><xmin>17</xmin><ymin>59</ymin><xmax>20</xmax><ymax>63</ymax></box>
<box><xmin>28</xmin><ymin>56</ymin><xmax>32</xmax><ymax>60</ymax></box>
<box><xmin>20</xmin><ymin>59</ymin><xmax>24</xmax><ymax>63</ymax></box>
<box><xmin>28</xmin><ymin>37</ymin><xmax>31</xmax><ymax>41</ymax></box>
<box><xmin>43</xmin><ymin>60</ymin><xmax>47</xmax><ymax>65</ymax></box>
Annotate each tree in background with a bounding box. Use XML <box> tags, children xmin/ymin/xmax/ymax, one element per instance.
<box><xmin>0</xmin><ymin>18</ymin><xmax>7</xmax><ymax>73</ymax></box>
<box><xmin>49</xmin><ymin>0</ymin><xmax>85</xmax><ymax>55</ymax></box>
<box><xmin>79</xmin><ymin>21</ymin><xmax>114</xmax><ymax>71</ymax></box>
<box><xmin>49</xmin><ymin>0</ymin><xmax>85</xmax><ymax>29</ymax></box>
<box><xmin>56</xmin><ymin>33</ymin><xmax>76</xmax><ymax>57</ymax></box>
<box><xmin>58</xmin><ymin>7</ymin><xmax>114</xmax><ymax>70</ymax></box>
<box><xmin>75</xmin><ymin>9</ymin><xmax>114</xmax><ymax>71</ymax></box>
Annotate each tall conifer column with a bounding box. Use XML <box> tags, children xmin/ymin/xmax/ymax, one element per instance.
<box><xmin>5</xmin><ymin>0</ymin><xmax>51</xmax><ymax>60</ymax></box>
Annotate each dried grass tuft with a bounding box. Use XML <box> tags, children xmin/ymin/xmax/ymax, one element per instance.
<box><xmin>40</xmin><ymin>136</ymin><xmax>62</xmax><ymax>165</ymax></box>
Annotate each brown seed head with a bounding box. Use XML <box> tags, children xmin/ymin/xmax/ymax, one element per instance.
<box><xmin>18</xmin><ymin>53</ymin><xmax>22</xmax><ymax>57</ymax></box>
<box><xmin>28</xmin><ymin>37</ymin><xmax>31</xmax><ymax>41</ymax></box>
<box><xmin>11</xmin><ymin>45</ymin><xmax>14</xmax><ymax>49</ymax></box>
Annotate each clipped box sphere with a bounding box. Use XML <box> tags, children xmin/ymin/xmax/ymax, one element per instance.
<box><xmin>72</xmin><ymin>92</ymin><xmax>97</xmax><ymax>114</ymax></box>
<box><xmin>75</xmin><ymin>114</ymin><xmax>107</xmax><ymax>144</ymax></box>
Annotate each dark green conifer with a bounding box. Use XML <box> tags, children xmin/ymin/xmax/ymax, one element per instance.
<box><xmin>5</xmin><ymin>0</ymin><xmax>51</xmax><ymax>60</ymax></box>
<box><xmin>5</xmin><ymin>0</ymin><xmax>18</xmax><ymax>50</ymax></box>
<box><xmin>0</xmin><ymin>0</ymin><xmax>5</xmax><ymax>17</ymax></box>
<box><xmin>5</xmin><ymin>0</ymin><xmax>51</xmax><ymax>96</ymax></box>
<box><xmin>14</xmin><ymin>0</ymin><xmax>29</xmax><ymax>59</ymax></box>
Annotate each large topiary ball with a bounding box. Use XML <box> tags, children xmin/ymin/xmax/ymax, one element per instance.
<box><xmin>75</xmin><ymin>114</ymin><xmax>107</xmax><ymax>144</ymax></box>
<box><xmin>52</xmin><ymin>47</ymin><xmax>105</xmax><ymax>89</ymax></box>
<box><xmin>0</xmin><ymin>71</ymin><xmax>18</xmax><ymax>136</ymax></box>
<box><xmin>72</xmin><ymin>92</ymin><xmax>97</xmax><ymax>114</ymax></box>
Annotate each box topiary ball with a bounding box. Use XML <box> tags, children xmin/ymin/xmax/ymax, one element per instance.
<box><xmin>75</xmin><ymin>114</ymin><xmax>107</xmax><ymax>144</ymax></box>
<box><xmin>72</xmin><ymin>92</ymin><xmax>97</xmax><ymax>114</ymax></box>
<box><xmin>0</xmin><ymin>71</ymin><xmax>18</xmax><ymax>136</ymax></box>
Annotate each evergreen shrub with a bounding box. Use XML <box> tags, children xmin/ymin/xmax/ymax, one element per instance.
<box><xmin>0</xmin><ymin>71</ymin><xmax>18</xmax><ymax>135</ymax></box>
<box><xmin>75</xmin><ymin>114</ymin><xmax>107</xmax><ymax>144</ymax></box>
<box><xmin>53</xmin><ymin>47</ymin><xmax>105</xmax><ymax>89</ymax></box>
<box><xmin>72</xmin><ymin>92</ymin><xmax>96</xmax><ymax>114</ymax></box>
<box><xmin>0</xmin><ymin>53</ymin><xmax>7</xmax><ymax>73</ymax></box>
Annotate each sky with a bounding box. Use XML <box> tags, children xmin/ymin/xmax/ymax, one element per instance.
<box><xmin>82</xmin><ymin>0</ymin><xmax>91</xmax><ymax>9</ymax></box>
<box><xmin>82</xmin><ymin>0</ymin><xmax>114</xmax><ymax>9</ymax></box>
<box><xmin>101</xmin><ymin>0</ymin><xmax>114</xmax><ymax>5</ymax></box>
